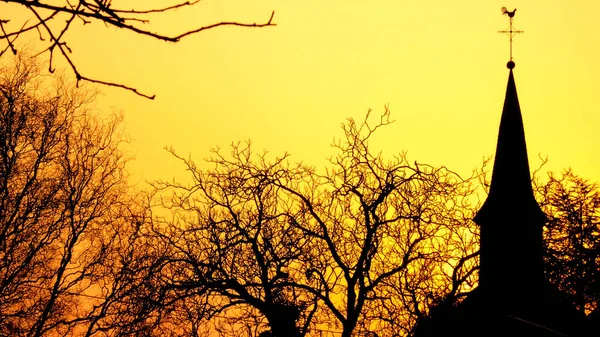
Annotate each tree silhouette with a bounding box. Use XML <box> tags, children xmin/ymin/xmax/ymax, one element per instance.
<box><xmin>535</xmin><ymin>169</ymin><xmax>600</xmax><ymax>315</ymax></box>
<box><xmin>68</xmin><ymin>194</ymin><xmax>191</xmax><ymax>337</ymax></box>
<box><xmin>274</xmin><ymin>108</ymin><xmax>479</xmax><ymax>337</ymax></box>
<box><xmin>3</xmin><ymin>56</ymin><xmax>597</xmax><ymax>336</ymax></box>
<box><xmin>0</xmin><ymin>1</ymin><xmax>275</xmax><ymax>99</ymax></box>
<box><xmin>151</xmin><ymin>143</ymin><xmax>318</xmax><ymax>337</ymax></box>
<box><xmin>156</xmin><ymin>108</ymin><xmax>480</xmax><ymax>337</ymax></box>
<box><xmin>0</xmin><ymin>54</ymin><xmax>137</xmax><ymax>336</ymax></box>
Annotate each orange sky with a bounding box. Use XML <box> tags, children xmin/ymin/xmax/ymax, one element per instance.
<box><xmin>4</xmin><ymin>0</ymin><xmax>600</xmax><ymax>186</ymax></box>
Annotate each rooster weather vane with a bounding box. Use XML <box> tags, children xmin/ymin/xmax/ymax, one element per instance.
<box><xmin>499</xmin><ymin>7</ymin><xmax>523</xmax><ymax>69</ymax></box>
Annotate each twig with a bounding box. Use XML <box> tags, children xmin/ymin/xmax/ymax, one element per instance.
<box><xmin>109</xmin><ymin>0</ymin><xmax>201</xmax><ymax>14</ymax></box>
<box><xmin>0</xmin><ymin>19</ymin><xmax>17</xmax><ymax>54</ymax></box>
<box><xmin>173</xmin><ymin>11</ymin><xmax>276</xmax><ymax>41</ymax></box>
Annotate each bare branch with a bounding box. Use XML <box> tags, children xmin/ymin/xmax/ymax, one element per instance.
<box><xmin>1</xmin><ymin>1</ymin><xmax>276</xmax><ymax>98</ymax></box>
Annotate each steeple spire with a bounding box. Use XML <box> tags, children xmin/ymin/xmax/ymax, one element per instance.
<box><xmin>474</xmin><ymin>67</ymin><xmax>547</xmax><ymax>301</ymax></box>
<box><xmin>473</xmin><ymin>9</ymin><xmax>547</xmax><ymax>300</ymax></box>
<box><xmin>481</xmin><ymin>69</ymin><xmax>539</xmax><ymax>207</ymax></box>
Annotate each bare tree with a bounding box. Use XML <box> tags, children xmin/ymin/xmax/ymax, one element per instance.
<box><xmin>0</xmin><ymin>54</ymin><xmax>133</xmax><ymax>336</ymax></box>
<box><xmin>156</xmin><ymin>108</ymin><xmax>481</xmax><ymax>337</ymax></box>
<box><xmin>151</xmin><ymin>143</ymin><xmax>319</xmax><ymax>337</ymax></box>
<box><xmin>63</xmin><ymin>192</ymin><xmax>182</xmax><ymax>337</ymax></box>
<box><xmin>0</xmin><ymin>1</ymin><xmax>275</xmax><ymax>98</ymax></box>
<box><xmin>273</xmin><ymin>108</ymin><xmax>480</xmax><ymax>337</ymax></box>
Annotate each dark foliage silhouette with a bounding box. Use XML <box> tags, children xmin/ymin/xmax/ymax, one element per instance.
<box><xmin>535</xmin><ymin>169</ymin><xmax>600</xmax><ymax>315</ymax></box>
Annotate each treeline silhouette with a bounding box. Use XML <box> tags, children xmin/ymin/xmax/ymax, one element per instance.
<box><xmin>1</xmin><ymin>56</ymin><xmax>598</xmax><ymax>337</ymax></box>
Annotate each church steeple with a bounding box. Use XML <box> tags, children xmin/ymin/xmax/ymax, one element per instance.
<box><xmin>413</xmin><ymin>63</ymin><xmax>590</xmax><ymax>337</ymax></box>
<box><xmin>482</xmin><ymin>68</ymin><xmax>536</xmax><ymax>204</ymax></box>
<box><xmin>474</xmin><ymin>66</ymin><xmax>547</xmax><ymax>301</ymax></box>
<box><xmin>411</xmin><ymin>10</ymin><xmax>591</xmax><ymax>337</ymax></box>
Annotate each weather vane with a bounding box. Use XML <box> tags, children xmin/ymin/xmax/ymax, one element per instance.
<box><xmin>499</xmin><ymin>7</ymin><xmax>523</xmax><ymax>69</ymax></box>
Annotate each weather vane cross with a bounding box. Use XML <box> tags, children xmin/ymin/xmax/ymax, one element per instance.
<box><xmin>499</xmin><ymin>7</ymin><xmax>523</xmax><ymax>69</ymax></box>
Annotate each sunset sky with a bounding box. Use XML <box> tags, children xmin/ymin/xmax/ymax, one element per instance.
<box><xmin>6</xmin><ymin>0</ymin><xmax>600</xmax><ymax>186</ymax></box>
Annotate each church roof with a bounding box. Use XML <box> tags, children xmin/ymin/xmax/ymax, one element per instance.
<box><xmin>474</xmin><ymin>68</ymin><xmax>546</xmax><ymax>224</ymax></box>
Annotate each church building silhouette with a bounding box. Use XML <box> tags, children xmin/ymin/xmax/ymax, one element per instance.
<box><xmin>411</xmin><ymin>61</ymin><xmax>591</xmax><ymax>336</ymax></box>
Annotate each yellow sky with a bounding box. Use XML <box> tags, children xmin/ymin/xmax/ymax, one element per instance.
<box><xmin>5</xmin><ymin>0</ymin><xmax>600</xmax><ymax>186</ymax></box>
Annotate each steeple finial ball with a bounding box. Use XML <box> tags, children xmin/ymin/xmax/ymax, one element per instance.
<box><xmin>507</xmin><ymin>60</ymin><xmax>515</xmax><ymax>69</ymax></box>
<box><xmin>501</xmin><ymin>7</ymin><xmax>517</xmax><ymax>18</ymax></box>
